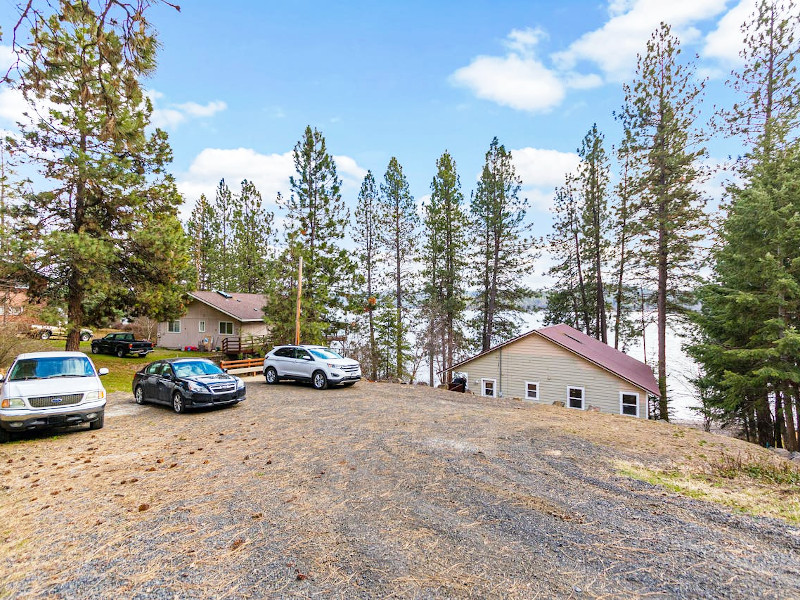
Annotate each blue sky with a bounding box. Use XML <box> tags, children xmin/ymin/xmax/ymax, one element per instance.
<box><xmin>0</xmin><ymin>0</ymin><xmax>764</xmax><ymax>250</ymax></box>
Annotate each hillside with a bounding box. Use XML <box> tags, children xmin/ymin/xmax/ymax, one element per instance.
<box><xmin>1</xmin><ymin>381</ymin><xmax>798</xmax><ymax>598</ymax></box>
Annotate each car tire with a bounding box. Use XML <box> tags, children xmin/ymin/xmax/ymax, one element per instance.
<box><xmin>312</xmin><ymin>370</ymin><xmax>328</xmax><ymax>390</ymax></box>
<box><xmin>40</xmin><ymin>330</ymin><xmax>51</xmax><ymax>340</ymax></box>
<box><xmin>80</xmin><ymin>332</ymin><xmax>91</xmax><ymax>342</ymax></box>
<box><xmin>265</xmin><ymin>367</ymin><xmax>278</xmax><ymax>385</ymax></box>
<box><xmin>116</xmin><ymin>348</ymin><xmax>125</xmax><ymax>358</ymax></box>
<box><xmin>134</xmin><ymin>386</ymin><xmax>145</xmax><ymax>405</ymax></box>
<box><xmin>91</xmin><ymin>345</ymin><xmax>99</xmax><ymax>354</ymax></box>
<box><xmin>172</xmin><ymin>392</ymin><xmax>185</xmax><ymax>414</ymax></box>
<box><xmin>89</xmin><ymin>412</ymin><xmax>104</xmax><ymax>430</ymax></box>
<box><xmin>138</xmin><ymin>353</ymin><xmax>147</xmax><ymax>358</ymax></box>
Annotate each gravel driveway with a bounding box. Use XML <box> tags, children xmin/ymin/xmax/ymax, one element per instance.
<box><xmin>1</xmin><ymin>380</ymin><xmax>798</xmax><ymax>598</ymax></box>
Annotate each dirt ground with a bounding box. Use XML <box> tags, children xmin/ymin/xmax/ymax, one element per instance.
<box><xmin>1</xmin><ymin>381</ymin><xmax>799</xmax><ymax>599</ymax></box>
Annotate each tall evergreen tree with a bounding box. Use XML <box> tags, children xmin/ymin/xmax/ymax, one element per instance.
<box><xmin>470</xmin><ymin>137</ymin><xmax>536</xmax><ymax>352</ymax></box>
<box><xmin>379</xmin><ymin>157</ymin><xmax>417</xmax><ymax>379</ymax></box>
<box><xmin>577</xmin><ymin>124</ymin><xmax>611</xmax><ymax>343</ymax></box>
<box><xmin>265</xmin><ymin>126</ymin><xmax>352</xmax><ymax>344</ymax></box>
<box><xmin>353</xmin><ymin>171</ymin><xmax>382</xmax><ymax>380</ymax></box>
<box><xmin>207</xmin><ymin>179</ymin><xmax>238</xmax><ymax>292</ymax></box>
<box><xmin>186</xmin><ymin>194</ymin><xmax>215</xmax><ymax>291</ymax></box>
<box><xmin>421</xmin><ymin>151</ymin><xmax>468</xmax><ymax>385</ymax></box>
<box><xmin>233</xmin><ymin>180</ymin><xmax>275</xmax><ymax>294</ymax></box>
<box><xmin>5</xmin><ymin>0</ymin><xmax>190</xmax><ymax>351</ymax></box>
<box><xmin>623</xmin><ymin>23</ymin><xmax>708</xmax><ymax>420</ymax></box>
<box><xmin>690</xmin><ymin>0</ymin><xmax>800</xmax><ymax>448</ymax></box>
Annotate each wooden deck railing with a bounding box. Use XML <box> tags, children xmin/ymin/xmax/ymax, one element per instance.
<box><xmin>220</xmin><ymin>357</ymin><xmax>263</xmax><ymax>376</ymax></box>
<box><xmin>221</xmin><ymin>336</ymin><xmax>268</xmax><ymax>356</ymax></box>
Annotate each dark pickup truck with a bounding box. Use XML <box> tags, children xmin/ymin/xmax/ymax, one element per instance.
<box><xmin>91</xmin><ymin>332</ymin><xmax>154</xmax><ymax>358</ymax></box>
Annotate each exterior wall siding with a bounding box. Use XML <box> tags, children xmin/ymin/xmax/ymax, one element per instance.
<box><xmin>157</xmin><ymin>300</ymin><xmax>268</xmax><ymax>350</ymax></box>
<box><xmin>459</xmin><ymin>333</ymin><xmax>649</xmax><ymax>418</ymax></box>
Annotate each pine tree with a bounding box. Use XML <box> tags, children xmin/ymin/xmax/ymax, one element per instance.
<box><xmin>577</xmin><ymin>124</ymin><xmax>611</xmax><ymax>342</ymax></box>
<box><xmin>5</xmin><ymin>0</ymin><xmax>190</xmax><ymax>351</ymax></box>
<box><xmin>265</xmin><ymin>126</ymin><xmax>352</xmax><ymax>344</ymax></box>
<box><xmin>690</xmin><ymin>1</ymin><xmax>800</xmax><ymax>448</ymax></box>
<box><xmin>623</xmin><ymin>23</ymin><xmax>708</xmax><ymax>420</ymax></box>
<box><xmin>207</xmin><ymin>179</ymin><xmax>239</xmax><ymax>292</ymax></box>
<box><xmin>187</xmin><ymin>194</ymin><xmax>215</xmax><ymax>291</ymax></box>
<box><xmin>353</xmin><ymin>171</ymin><xmax>382</xmax><ymax>380</ymax></box>
<box><xmin>470</xmin><ymin>137</ymin><xmax>536</xmax><ymax>352</ymax></box>
<box><xmin>421</xmin><ymin>151</ymin><xmax>468</xmax><ymax>385</ymax></box>
<box><xmin>379</xmin><ymin>157</ymin><xmax>418</xmax><ymax>379</ymax></box>
<box><xmin>233</xmin><ymin>180</ymin><xmax>275</xmax><ymax>294</ymax></box>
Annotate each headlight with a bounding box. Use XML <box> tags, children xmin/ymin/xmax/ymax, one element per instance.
<box><xmin>327</xmin><ymin>363</ymin><xmax>338</xmax><ymax>369</ymax></box>
<box><xmin>84</xmin><ymin>390</ymin><xmax>106</xmax><ymax>401</ymax></box>
<box><xmin>186</xmin><ymin>381</ymin><xmax>207</xmax><ymax>392</ymax></box>
<box><xmin>1</xmin><ymin>397</ymin><xmax>24</xmax><ymax>408</ymax></box>
<box><xmin>236</xmin><ymin>378</ymin><xmax>245</xmax><ymax>390</ymax></box>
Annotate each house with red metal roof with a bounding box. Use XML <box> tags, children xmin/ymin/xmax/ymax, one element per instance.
<box><xmin>157</xmin><ymin>291</ymin><xmax>267</xmax><ymax>351</ymax></box>
<box><xmin>451</xmin><ymin>323</ymin><xmax>659</xmax><ymax>419</ymax></box>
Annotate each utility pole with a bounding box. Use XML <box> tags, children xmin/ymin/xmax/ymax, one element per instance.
<box><xmin>295</xmin><ymin>256</ymin><xmax>303</xmax><ymax>345</ymax></box>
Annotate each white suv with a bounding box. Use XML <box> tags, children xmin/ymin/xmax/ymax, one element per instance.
<box><xmin>0</xmin><ymin>351</ymin><xmax>108</xmax><ymax>442</ymax></box>
<box><xmin>263</xmin><ymin>345</ymin><xmax>361</xmax><ymax>390</ymax></box>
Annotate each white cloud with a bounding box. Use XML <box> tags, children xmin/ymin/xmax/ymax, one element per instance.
<box><xmin>0</xmin><ymin>88</ymin><xmax>30</xmax><ymax>125</ymax></box>
<box><xmin>147</xmin><ymin>90</ymin><xmax>227</xmax><ymax>130</ymax></box>
<box><xmin>552</xmin><ymin>0</ymin><xmax>729</xmax><ymax>82</ymax></box>
<box><xmin>512</xmin><ymin>147</ymin><xmax>581</xmax><ymax>210</ymax></box>
<box><xmin>703</xmin><ymin>0</ymin><xmax>757</xmax><ymax>64</ymax></box>
<box><xmin>176</xmin><ymin>147</ymin><xmax>368</xmax><ymax>218</ymax></box>
<box><xmin>450</xmin><ymin>28</ymin><xmax>566</xmax><ymax>113</ymax></box>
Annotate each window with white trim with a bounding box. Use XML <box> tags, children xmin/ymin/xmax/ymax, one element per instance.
<box><xmin>199</xmin><ymin>320</ymin><xmax>206</xmax><ymax>333</ymax></box>
<box><xmin>525</xmin><ymin>381</ymin><xmax>539</xmax><ymax>400</ymax></box>
<box><xmin>481</xmin><ymin>378</ymin><xmax>496</xmax><ymax>398</ymax></box>
<box><xmin>167</xmin><ymin>320</ymin><xmax>181</xmax><ymax>333</ymax></box>
<box><xmin>620</xmin><ymin>392</ymin><xmax>639</xmax><ymax>417</ymax></box>
<box><xmin>219</xmin><ymin>321</ymin><xmax>234</xmax><ymax>335</ymax></box>
<box><xmin>567</xmin><ymin>386</ymin><xmax>584</xmax><ymax>409</ymax></box>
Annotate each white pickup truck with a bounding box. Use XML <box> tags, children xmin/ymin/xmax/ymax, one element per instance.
<box><xmin>0</xmin><ymin>351</ymin><xmax>108</xmax><ymax>442</ymax></box>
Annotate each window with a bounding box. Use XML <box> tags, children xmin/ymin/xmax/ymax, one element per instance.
<box><xmin>620</xmin><ymin>392</ymin><xmax>639</xmax><ymax>417</ymax></box>
<box><xmin>525</xmin><ymin>381</ymin><xmax>539</xmax><ymax>401</ymax></box>
<box><xmin>199</xmin><ymin>320</ymin><xmax>206</xmax><ymax>333</ymax></box>
<box><xmin>145</xmin><ymin>362</ymin><xmax>161</xmax><ymax>375</ymax></box>
<box><xmin>219</xmin><ymin>321</ymin><xmax>234</xmax><ymax>335</ymax></box>
<box><xmin>167</xmin><ymin>320</ymin><xmax>181</xmax><ymax>333</ymax></box>
<box><xmin>274</xmin><ymin>347</ymin><xmax>295</xmax><ymax>358</ymax></box>
<box><xmin>481</xmin><ymin>378</ymin><xmax>496</xmax><ymax>398</ymax></box>
<box><xmin>567</xmin><ymin>387</ymin><xmax>584</xmax><ymax>410</ymax></box>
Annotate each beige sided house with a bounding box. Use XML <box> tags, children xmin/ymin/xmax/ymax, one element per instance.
<box><xmin>157</xmin><ymin>291</ymin><xmax>267</xmax><ymax>350</ymax></box>
<box><xmin>453</xmin><ymin>323</ymin><xmax>659</xmax><ymax>419</ymax></box>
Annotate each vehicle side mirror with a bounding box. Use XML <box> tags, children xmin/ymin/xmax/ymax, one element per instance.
<box><xmin>223</xmin><ymin>368</ymin><xmax>228</xmax><ymax>373</ymax></box>
<box><xmin>304</xmin><ymin>356</ymin><xmax>313</xmax><ymax>361</ymax></box>
<box><xmin>0</xmin><ymin>373</ymin><xmax>4</xmax><ymax>382</ymax></box>
<box><xmin>98</xmin><ymin>368</ymin><xmax>109</xmax><ymax>376</ymax></box>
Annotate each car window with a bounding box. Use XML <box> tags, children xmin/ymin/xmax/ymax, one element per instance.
<box><xmin>295</xmin><ymin>349</ymin><xmax>312</xmax><ymax>360</ymax></box>
<box><xmin>308</xmin><ymin>348</ymin><xmax>342</xmax><ymax>360</ymax></box>
<box><xmin>145</xmin><ymin>362</ymin><xmax>161</xmax><ymax>375</ymax></box>
<box><xmin>274</xmin><ymin>347</ymin><xmax>294</xmax><ymax>358</ymax></box>
<box><xmin>8</xmin><ymin>356</ymin><xmax>95</xmax><ymax>381</ymax></box>
<box><xmin>159</xmin><ymin>363</ymin><xmax>174</xmax><ymax>377</ymax></box>
<box><xmin>172</xmin><ymin>361</ymin><xmax>224</xmax><ymax>377</ymax></box>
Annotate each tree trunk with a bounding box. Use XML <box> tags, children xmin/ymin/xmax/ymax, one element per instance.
<box><xmin>755</xmin><ymin>393</ymin><xmax>775</xmax><ymax>447</ymax></box>
<box><xmin>657</xmin><ymin>220</ymin><xmax>668</xmax><ymax>420</ymax></box>
<box><xmin>775</xmin><ymin>391</ymin><xmax>785</xmax><ymax>449</ymax></box>
<box><xmin>783</xmin><ymin>389</ymin><xmax>797</xmax><ymax>452</ymax></box>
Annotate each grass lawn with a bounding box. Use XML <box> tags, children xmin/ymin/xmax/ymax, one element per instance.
<box><xmin>38</xmin><ymin>339</ymin><xmax>216</xmax><ymax>393</ymax></box>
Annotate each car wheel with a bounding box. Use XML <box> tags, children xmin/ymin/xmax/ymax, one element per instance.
<box><xmin>134</xmin><ymin>386</ymin><xmax>145</xmax><ymax>405</ymax></box>
<box><xmin>116</xmin><ymin>348</ymin><xmax>125</xmax><ymax>358</ymax></box>
<box><xmin>138</xmin><ymin>353</ymin><xmax>147</xmax><ymax>358</ymax></box>
<box><xmin>40</xmin><ymin>330</ymin><xmax>51</xmax><ymax>340</ymax></box>
<box><xmin>312</xmin><ymin>370</ymin><xmax>328</xmax><ymax>390</ymax></box>
<box><xmin>80</xmin><ymin>332</ymin><xmax>91</xmax><ymax>342</ymax></box>
<box><xmin>89</xmin><ymin>412</ymin><xmax>104</xmax><ymax>430</ymax></box>
<box><xmin>265</xmin><ymin>367</ymin><xmax>278</xmax><ymax>384</ymax></box>
<box><xmin>172</xmin><ymin>392</ymin><xmax>186</xmax><ymax>414</ymax></box>
<box><xmin>91</xmin><ymin>345</ymin><xmax>99</xmax><ymax>354</ymax></box>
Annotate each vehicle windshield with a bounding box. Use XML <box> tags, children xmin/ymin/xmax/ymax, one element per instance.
<box><xmin>172</xmin><ymin>360</ymin><xmax>224</xmax><ymax>378</ymax></box>
<box><xmin>8</xmin><ymin>356</ymin><xmax>95</xmax><ymax>380</ymax></box>
<box><xmin>308</xmin><ymin>348</ymin><xmax>343</xmax><ymax>360</ymax></box>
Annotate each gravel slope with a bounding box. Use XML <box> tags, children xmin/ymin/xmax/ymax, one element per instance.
<box><xmin>1</xmin><ymin>381</ymin><xmax>798</xmax><ymax>599</ymax></box>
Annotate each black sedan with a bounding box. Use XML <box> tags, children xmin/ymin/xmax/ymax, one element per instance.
<box><xmin>132</xmin><ymin>358</ymin><xmax>246</xmax><ymax>413</ymax></box>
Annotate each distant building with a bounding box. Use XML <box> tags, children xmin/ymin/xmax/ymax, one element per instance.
<box><xmin>157</xmin><ymin>291</ymin><xmax>267</xmax><ymax>350</ymax></box>
<box><xmin>451</xmin><ymin>323</ymin><xmax>659</xmax><ymax>419</ymax></box>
